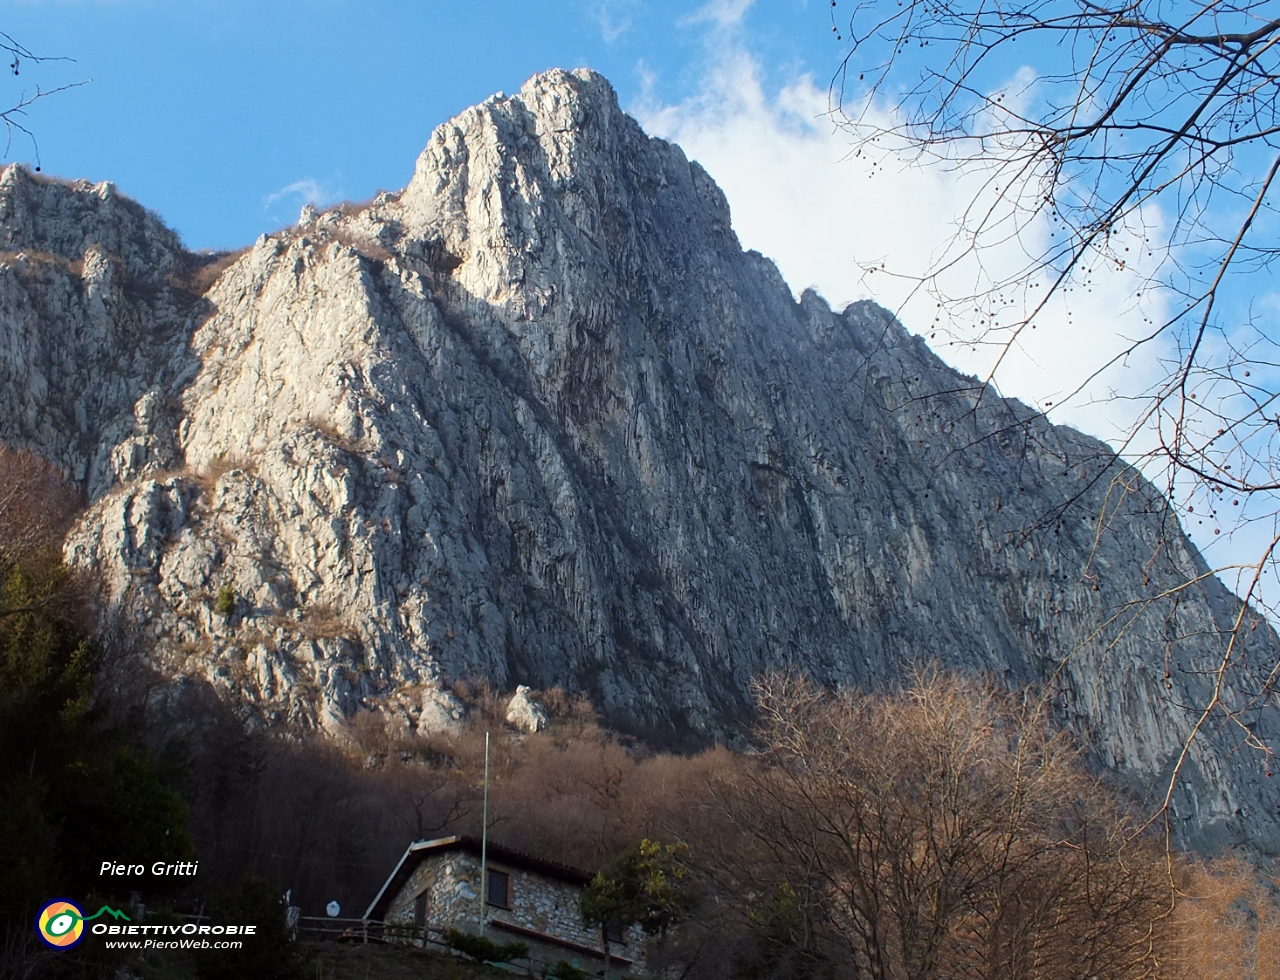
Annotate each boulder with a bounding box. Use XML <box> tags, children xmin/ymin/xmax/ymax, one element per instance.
<box><xmin>505</xmin><ymin>686</ymin><xmax>548</xmax><ymax>734</ymax></box>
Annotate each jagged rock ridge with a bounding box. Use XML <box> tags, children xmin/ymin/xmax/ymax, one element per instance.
<box><xmin>0</xmin><ymin>69</ymin><xmax>1276</xmax><ymax>854</ymax></box>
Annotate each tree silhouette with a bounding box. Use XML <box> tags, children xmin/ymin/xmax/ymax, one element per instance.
<box><xmin>0</xmin><ymin>31</ymin><xmax>85</xmax><ymax>170</ymax></box>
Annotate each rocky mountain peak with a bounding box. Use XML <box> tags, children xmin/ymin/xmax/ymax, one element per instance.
<box><xmin>0</xmin><ymin>71</ymin><xmax>1276</xmax><ymax>855</ymax></box>
<box><xmin>397</xmin><ymin>68</ymin><xmax>735</xmax><ymax>319</ymax></box>
<box><xmin>0</xmin><ymin>164</ymin><xmax>185</xmax><ymax>280</ymax></box>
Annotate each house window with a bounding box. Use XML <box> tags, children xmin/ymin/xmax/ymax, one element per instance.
<box><xmin>413</xmin><ymin>891</ymin><xmax>428</xmax><ymax>934</ymax></box>
<box><xmin>486</xmin><ymin>869</ymin><xmax>510</xmax><ymax>908</ymax></box>
<box><xmin>605</xmin><ymin>920</ymin><xmax>626</xmax><ymax>944</ymax></box>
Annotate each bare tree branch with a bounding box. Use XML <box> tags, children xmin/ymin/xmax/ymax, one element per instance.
<box><xmin>827</xmin><ymin>0</ymin><xmax>1280</xmax><ymax>840</ymax></box>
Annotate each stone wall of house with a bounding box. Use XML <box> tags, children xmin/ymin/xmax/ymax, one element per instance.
<box><xmin>385</xmin><ymin>850</ymin><xmax>647</xmax><ymax>974</ymax></box>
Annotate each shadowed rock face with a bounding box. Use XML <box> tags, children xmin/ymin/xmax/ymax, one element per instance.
<box><xmin>0</xmin><ymin>69</ymin><xmax>1276</xmax><ymax>853</ymax></box>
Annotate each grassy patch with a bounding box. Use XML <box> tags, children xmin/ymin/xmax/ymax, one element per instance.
<box><xmin>302</xmin><ymin>941</ymin><xmax>505</xmax><ymax>980</ymax></box>
<box><xmin>134</xmin><ymin>939</ymin><xmax>505</xmax><ymax>980</ymax></box>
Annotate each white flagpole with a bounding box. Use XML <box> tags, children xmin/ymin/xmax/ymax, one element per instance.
<box><xmin>479</xmin><ymin>730</ymin><xmax>489</xmax><ymax>936</ymax></box>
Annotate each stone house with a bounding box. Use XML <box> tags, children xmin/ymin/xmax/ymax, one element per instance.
<box><xmin>365</xmin><ymin>836</ymin><xmax>649</xmax><ymax>975</ymax></box>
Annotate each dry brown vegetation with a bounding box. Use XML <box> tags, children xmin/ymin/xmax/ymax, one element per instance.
<box><xmin>155</xmin><ymin>666</ymin><xmax>1280</xmax><ymax>980</ymax></box>
<box><xmin>173</xmin><ymin>247</ymin><xmax>249</xmax><ymax>296</ymax></box>
<box><xmin>325</xmin><ymin>225</ymin><xmax>395</xmax><ymax>265</ymax></box>
<box><xmin>0</xmin><ymin>248</ymin><xmax>84</xmax><ymax>278</ymax></box>
<box><xmin>189</xmin><ymin>452</ymin><xmax>257</xmax><ymax>493</ymax></box>
<box><xmin>667</xmin><ymin>672</ymin><xmax>1172</xmax><ymax>980</ymax></box>
<box><xmin>296</xmin><ymin>603</ymin><xmax>358</xmax><ymax>642</ymax></box>
<box><xmin>0</xmin><ymin>237</ymin><xmax>240</xmax><ymax>302</ymax></box>
<box><xmin>307</xmin><ymin>417</ymin><xmax>367</xmax><ymax>456</ymax></box>
<box><xmin>0</xmin><ymin>443</ymin><xmax>85</xmax><ymax>623</ymax></box>
<box><xmin>177</xmin><ymin>698</ymin><xmax>719</xmax><ymax>919</ymax></box>
<box><xmin>1162</xmin><ymin>860</ymin><xmax>1280</xmax><ymax>980</ymax></box>
<box><xmin>285</xmin><ymin>199</ymin><xmax>400</xmax><ymax>265</ymax></box>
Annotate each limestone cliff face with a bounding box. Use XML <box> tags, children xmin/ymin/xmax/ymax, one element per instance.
<box><xmin>1</xmin><ymin>69</ymin><xmax>1276</xmax><ymax>853</ymax></box>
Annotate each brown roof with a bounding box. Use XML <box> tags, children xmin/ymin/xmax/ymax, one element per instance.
<box><xmin>364</xmin><ymin>836</ymin><xmax>595</xmax><ymax>921</ymax></box>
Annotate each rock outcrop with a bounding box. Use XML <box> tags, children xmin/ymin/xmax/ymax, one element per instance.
<box><xmin>506</xmin><ymin>686</ymin><xmax>549</xmax><ymax>734</ymax></box>
<box><xmin>0</xmin><ymin>69</ymin><xmax>1276</xmax><ymax>853</ymax></box>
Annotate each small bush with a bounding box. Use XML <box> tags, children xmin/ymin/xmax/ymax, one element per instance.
<box><xmin>175</xmin><ymin>247</ymin><xmax>248</xmax><ymax>296</ymax></box>
<box><xmin>214</xmin><ymin>584</ymin><xmax>235</xmax><ymax>617</ymax></box>
<box><xmin>194</xmin><ymin>875</ymin><xmax>303</xmax><ymax>980</ymax></box>
<box><xmin>443</xmin><ymin>927</ymin><xmax>529</xmax><ymax>964</ymax></box>
<box><xmin>546</xmin><ymin>961</ymin><xmax>594</xmax><ymax>980</ymax></box>
<box><xmin>581</xmin><ymin>839</ymin><xmax>696</xmax><ymax>936</ymax></box>
<box><xmin>192</xmin><ymin>452</ymin><xmax>256</xmax><ymax>492</ymax></box>
<box><xmin>298</xmin><ymin>602</ymin><xmax>355</xmax><ymax>640</ymax></box>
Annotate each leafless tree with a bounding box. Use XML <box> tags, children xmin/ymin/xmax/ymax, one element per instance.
<box><xmin>392</xmin><ymin>768</ymin><xmax>472</xmax><ymax>841</ymax></box>
<box><xmin>827</xmin><ymin>0</ymin><xmax>1280</xmax><ymax>819</ymax></box>
<box><xmin>0</xmin><ymin>32</ymin><xmax>85</xmax><ymax>169</ymax></box>
<box><xmin>1161</xmin><ymin>858</ymin><xmax>1280</xmax><ymax>979</ymax></box>
<box><xmin>688</xmin><ymin>670</ymin><xmax>1168</xmax><ymax>980</ymax></box>
<box><xmin>0</xmin><ymin>444</ymin><xmax>84</xmax><ymax>621</ymax></box>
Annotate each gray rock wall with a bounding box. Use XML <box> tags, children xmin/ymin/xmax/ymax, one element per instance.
<box><xmin>0</xmin><ymin>69</ymin><xmax>1276</xmax><ymax>854</ymax></box>
<box><xmin>385</xmin><ymin>851</ymin><xmax>645</xmax><ymax>972</ymax></box>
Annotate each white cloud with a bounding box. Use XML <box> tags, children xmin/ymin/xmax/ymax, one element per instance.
<box><xmin>633</xmin><ymin>47</ymin><xmax>1170</xmax><ymax>445</ymax></box>
<box><xmin>263</xmin><ymin>177</ymin><xmax>341</xmax><ymax>219</ymax></box>
<box><xmin>632</xmin><ymin>37</ymin><xmax>1280</xmax><ymax>611</ymax></box>
<box><xmin>682</xmin><ymin>0</ymin><xmax>755</xmax><ymax>28</ymax></box>
<box><xmin>589</xmin><ymin>0</ymin><xmax>639</xmax><ymax>42</ymax></box>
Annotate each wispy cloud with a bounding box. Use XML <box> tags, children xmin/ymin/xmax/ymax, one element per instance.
<box><xmin>682</xmin><ymin>0</ymin><xmax>755</xmax><ymax>28</ymax></box>
<box><xmin>589</xmin><ymin>0</ymin><xmax>639</xmax><ymax>42</ymax></box>
<box><xmin>262</xmin><ymin>176</ymin><xmax>348</xmax><ymax>227</ymax></box>
<box><xmin>263</xmin><ymin>177</ymin><xmax>341</xmax><ymax>219</ymax></box>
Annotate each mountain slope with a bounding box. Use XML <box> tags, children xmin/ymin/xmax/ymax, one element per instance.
<box><xmin>0</xmin><ymin>69</ymin><xmax>1275</xmax><ymax>853</ymax></box>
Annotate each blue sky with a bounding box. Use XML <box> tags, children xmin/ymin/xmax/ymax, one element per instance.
<box><xmin>2</xmin><ymin>0</ymin><xmax>829</xmax><ymax>250</ymax></box>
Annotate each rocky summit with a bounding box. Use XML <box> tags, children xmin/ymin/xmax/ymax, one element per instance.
<box><xmin>1</xmin><ymin>69</ymin><xmax>1276</xmax><ymax>853</ymax></box>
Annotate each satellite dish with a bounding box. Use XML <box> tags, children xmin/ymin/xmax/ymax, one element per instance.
<box><xmin>325</xmin><ymin>901</ymin><xmax>341</xmax><ymax>918</ymax></box>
